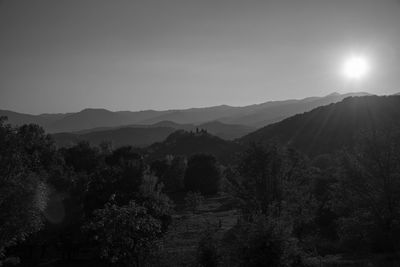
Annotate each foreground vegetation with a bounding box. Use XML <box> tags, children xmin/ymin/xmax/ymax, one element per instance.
<box><xmin>1</xmin><ymin>116</ymin><xmax>400</xmax><ymax>266</ymax></box>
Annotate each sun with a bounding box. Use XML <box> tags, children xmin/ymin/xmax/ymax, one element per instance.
<box><xmin>342</xmin><ymin>55</ymin><xmax>369</xmax><ymax>80</ymax></box>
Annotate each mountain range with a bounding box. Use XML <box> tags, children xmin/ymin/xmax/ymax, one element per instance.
<box><xmin>1</xmin><ymin>92</ymin><xmax>370</xmax><ymax>134</ymax></box>
<box><xmin>52</xmin><ymin>120</ymin><xmax>254</xmax><ymax>147</ymax></box>
<box><xmin>147</xmin><ymin>130</ymin><xmax>244</xmax><ymax>164</ymax></box>
<box><xmin>2</xmin><ymin>93</ymin><xmax>400</xmax><ymax>159</ymax></box>
<box><xmin>143</xmin><ymin>95</ymin><xmax>400</xmax><ymax>163</ymax></box>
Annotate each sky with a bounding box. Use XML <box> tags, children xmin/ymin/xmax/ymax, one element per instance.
<box><xmin>0</xmin><ymin>0</ymin><xmax>399</xmax><ymax>114</ymax></box>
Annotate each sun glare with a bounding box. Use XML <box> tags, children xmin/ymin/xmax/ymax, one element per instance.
<box><xmin>342</xmin><ymin>55</ymin><xmax>369</xmax><ymax>80</ymax></box>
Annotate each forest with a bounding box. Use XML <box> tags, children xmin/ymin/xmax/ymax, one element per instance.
<box><xmin>1</xmin><ymin>111</ymin><xmax>400</xmax><ymax>267</ymax></box>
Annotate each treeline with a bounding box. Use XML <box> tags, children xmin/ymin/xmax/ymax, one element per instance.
<box><xmin>2</xmin><ymin>116</ymin><xmax>400</xmax><ymax>266</ymax></box>
<box><xmin>0</xmin><ymin>117</ymin><xmax>170</xmax><ymax>266</ymax></box>
<box><xmin>0</xmin><ymin>117</ymin><xmax>222</xmax><ymax>266</ymax></box>
<box><xmin>202</xmin><ymin>130</ymin><xmax>400</xmax><ymax>266</ymax></box>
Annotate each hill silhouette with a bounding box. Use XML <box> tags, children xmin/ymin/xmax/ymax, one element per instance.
<box><xmin>223</xmin><ymin>92</ymin><xmax>370</xmax><ymax>127</ymax></box>
<box><xmin>74</xmin><ymin>120</ymin><xmax>253</xmax><ymax>140</ymax></box>
<box><xmin>240</xmin><ymin>95</ymin><xmax>400</xmax><ymax>156</ymax></box>
<box><xmin>52</xmin><ymin>120</ymin><xmax>255</xmax><ymax>147</ymax></box>
<box><xmin>1</xmin><ymin>92</ymin><xmax>370</xmax><ymax>133</ymax></box>
<box><xmin>52</xmin><ymin>126</ymin><xmax>178</xmax><ymax>148</ymax></box>
<box><xmin>0</xmin><ymin>110</ymin><xmax>68</xmax><ymax>129</ymax></box>
<box><xmin>197</xmin><ymin>121</ymin><xmax>254</xmax><ymax>140</ymax></box>
<box><xmin>147</xmin><ymin>130</ymin><xmax>244</xmax><ymax>164</ymax></box>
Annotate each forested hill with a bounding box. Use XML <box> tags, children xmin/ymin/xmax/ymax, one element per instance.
<box><xmin>52</xmin><ymin>126</ymin><xmax>178</xmax><ymax>148</ymax></box>
<box><xmin>51</xmin><ymin>120</ymin><xmax>254</xmax><ymax>148</ymax></box>
<box><xmin>147</xmin><ymin>130</ymin><xmax>244</xmax><ymax>164</ymax></box>
<box><xmin>240</xmin><ymin>95</ymin><xmax>400</xmax><ymax>156</ymax></box>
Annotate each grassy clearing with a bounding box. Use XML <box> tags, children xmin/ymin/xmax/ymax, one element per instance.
<box><xmin>160</xmin><ymin>195</ymin><xmax>238</xmax><ymax>266</ymax></box>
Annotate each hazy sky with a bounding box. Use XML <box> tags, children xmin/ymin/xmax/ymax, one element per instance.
<box><xmin>1</xmin><ymin>0</ymin><xmax>399</xmax><ymax>114</ymax></box>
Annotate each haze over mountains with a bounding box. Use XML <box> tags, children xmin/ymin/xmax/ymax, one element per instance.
<box><xmin>143</xmin><ymin>95</ymin><xmax>400</xmax><ymax>163</ymax></box>
<box><xmin>147</xmin><ymin>130</ymin><xmax>244</xmax><ymax>164</ymax></box>
<box><xmin>2</xmin><ymin>93</ymin><xmax>400</xmax><ymax>158</ymax></box>
<box><xmin>119</xmin><ymin>94</ymin><xmax>400</xmax><ymax>163</ymax></box>
<box><xmin>0</xmin><ymin>91</ymin><xmax>379</xmax><ymax>148</ymax></box>
<box><xmin>52</xmin><ymin>121</ymin><xmax>254</xmax><ymax>147</ymax></box>
<box><xmin>1</xmin><ymin>92</ymin><xmax>369</xmax><ymax>133</ymax></box>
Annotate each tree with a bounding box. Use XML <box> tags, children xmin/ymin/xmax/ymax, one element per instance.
<box><xmin>150</xmin><ymin>159</ymin><xmax>169</xmax><ymax>184</ymax></box>
<box><xmin>138</xmin><ymin>173</ymin><xmax>173</xmax><ymax>232</ymax></box>
<box><xmin>61</xmin><ymin>141</ymin><xmax>101</xmax><ymax>174</ymax></box>
<box><xmin>85</xmin><ymin>199</ymin><xmax>162</xmax><ymax>266</ymax></box>
<box><xmin>0</xmin><ymin>172</ymin><xmax>48</xmax><ymax>259</ymax></box>
<box><xmin>224</xmin><ymin>144</ymin><xmax>317</xmax><ymax>266</ymax></box>
<box><xmin>105</xmin><ymin>146</ymin><xmax>145</xmax><ymax>196</ymax></box>
<box><xmin>331</xmin><ymin>130</ymin><xmax>400</xmax><ymax>252</ymax></box>
<box><xmin>151</xmin><ymin>156</ymin><xmax>187</xmax><ymax>193</ymax></box>
<box><xmin>184</xmin><ymin>154</ymin><xmax>220</xmax><ymax>195</ymax></box>
<box><xmin>0</xmin><ymin>118</ymin><xmax>50</xmax><ymax>259</ymax></box>
<box><xmin>83</xmin><ymin>146</ymin><xmax>146</xmax><ymax>215</ymax></box>
<box><xmin>226</xmin><ymin>144</ymin><xmax>316</xmax><ymax>229</ymax></box>
<box><xmin>226</xmin><ymin>144</ymin><xmax>285</xmax><ymax>218</ymax></box>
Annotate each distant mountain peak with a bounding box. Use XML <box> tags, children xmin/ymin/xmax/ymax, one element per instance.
<box><xmin>79</xmin><ymin>108</ymin><xmax>112</xmax><ymax>113</ymax></box>
<box><xmin>326</xmin><ymin>92</ymin><xmax>340</xmax><ymax>97</ymax></box>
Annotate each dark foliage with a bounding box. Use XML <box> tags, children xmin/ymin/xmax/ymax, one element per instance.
<box><xmin>84</xmin><ymin>199</ymin><xmax>162</xmax><ymax>266</ymax></box>
<box><xmin>331</xmin><ymin>130</ymin><xmax>400</xmax><ymax>253</ymax></box>
<box><xmin>0</xmin><ymin>118</ymin><xmax>57</xmax><ymax>260</ymax></box>
<box><xmin>223</xmin><ymin>144</ymin><xmax>317</xmax><ymax>265</ymax></box>
<box><xmin>150</xmin><ymin>156</ymin><xmax>186</xmax><ymax>193</ymax></box>
<box><xmin>184</xmin><ymin>154</ymin><xmax>221</xmax><ymax>195</ymax></box>
<box><xmin>61</xmin><ymin>141</ymin><xmax>101</xmax><ymax>174</ymax></box>
<box><xmin>225</xmin><ymin>217</ymin><xmax>304</xmax><ymax>267</ymax></box>
<box><xmin>148</xmin><ymin>130</ymin><xmax>244</xmax><ymax>165</ymax></box>
<box><xmin>0</xmin><ymin>118</ymin><xmax>173</xmax><ymax>265</ymax></box>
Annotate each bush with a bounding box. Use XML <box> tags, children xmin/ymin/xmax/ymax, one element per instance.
<box><xmin>139</xmin><ymin>173</ymin><xmax>173</xmax><ymax>232</ymax></box>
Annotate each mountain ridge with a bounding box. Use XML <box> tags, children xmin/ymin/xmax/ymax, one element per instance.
<box><xmin>239</xmin><ymin>95</ymin><xmax>400</xmax><ymax>156</ymax></box>
<box><xmin>1</xmin><ymin>92</ymin><xmax>372</xmax><ymax>133</ymax></box>
<box><xmin>52</xmin><ymin>120</ymin><xmax>255</xmax><ymax>147</ymax></box>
